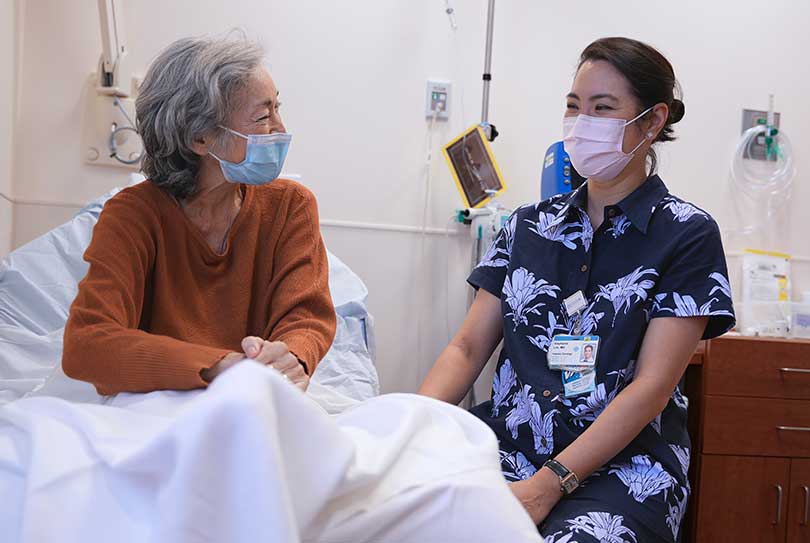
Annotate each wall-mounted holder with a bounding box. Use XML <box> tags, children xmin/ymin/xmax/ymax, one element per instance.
<box><xmin>80</xmin><ymin>0</ymin><xmax>144</xmax><ymax>170</ymax></box>
<box><xmin>741</xmin><ymin>108</ymin><xmax>781</xmax><ymax>162</ymax></box>
<box><xmin>80</xmin><ymin>75</ymin><xmax>143</xmax><ymax>169</ymax></box>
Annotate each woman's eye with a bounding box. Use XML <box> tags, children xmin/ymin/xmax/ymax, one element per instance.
<box><xmin>566</xmin><ymin>103</ymin><xmax>578</xmax><ymax>110</ymax></box>
<box><xmin>595</xmin><ymin>104</ymin><xmax>614</xmax><ymax>111</ymax></box>
<box><xmin>274</xmin><ymin>102</ymin><xmax>282</xmax><ymax>112</ymax></box>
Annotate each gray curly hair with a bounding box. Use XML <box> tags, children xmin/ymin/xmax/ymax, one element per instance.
<box><xmin>136</xmin><ymin>34</ymin><xmax>264</xmax><ymax>199</ymax></box>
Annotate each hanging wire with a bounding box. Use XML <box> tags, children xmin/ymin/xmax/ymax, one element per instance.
<box><xmin>108</xmin><ymin>97</ymin><xmax>144</xmax><ymax>165</ymax></box>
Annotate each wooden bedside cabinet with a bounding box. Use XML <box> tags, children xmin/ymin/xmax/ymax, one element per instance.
<box><xmin>684</xmin><ymin>336</ymin><xmax>810</xmax><ymax>542</ymax></box>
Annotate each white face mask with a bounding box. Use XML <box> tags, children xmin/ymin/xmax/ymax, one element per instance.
<box><xmin>562</xmin><ymin>106</ymin><xmax>653</xmax><ymax>182</ymax></box>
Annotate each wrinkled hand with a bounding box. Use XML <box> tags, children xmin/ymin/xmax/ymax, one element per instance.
<box><xmin>509</xmin><ymin>468</ymin><xmax>563</xmax><ymax>525</ymax></box>
<box><xmin>241</xmin><ymin>336</ymin><xmax>309</xmax><ymax>391</ymax></box>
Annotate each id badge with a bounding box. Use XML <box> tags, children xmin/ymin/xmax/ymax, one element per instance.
<box><xmin>562</xmin><ymin>369</ymin><xmax>596</xmax><ymax>398</ymax></box>
<box><xmin>547</xmin><ymin>335</ymin><xmax>600</xmax><ymax>371</ymax></box>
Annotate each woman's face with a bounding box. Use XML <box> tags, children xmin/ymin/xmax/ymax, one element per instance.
<box><xmin>584</xmin><ymin>345</ymin><xmax>594</xmax><ymax>359</ymax></box>
<box><xmin>565</xmin><ymin>60</ymin><xmax>651</xmax><ymax>155</ymax></box>
<box><xmin>216</xmin><ymin>68</ymin><xmax>286</xmax><ymax>163</ymax></box>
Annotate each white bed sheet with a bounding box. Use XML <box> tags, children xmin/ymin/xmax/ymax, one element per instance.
<box><xmin>0</xmin><ymin>361</ymin><xmax>542</xmax><ymax>543</ymax></box>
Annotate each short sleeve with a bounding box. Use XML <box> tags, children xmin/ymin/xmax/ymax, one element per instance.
<box><xmin>650</xmin><ymin>219</ymin><xmax>736</xmax><ymax>339</ymax></box>
<box><xmin>467</xmin><ymin>211</ymin><xmax>517</xmax><ymax>298</ymax></box>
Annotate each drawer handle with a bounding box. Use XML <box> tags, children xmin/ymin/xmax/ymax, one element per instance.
<box><xmin>776</xmin><ymin>426</ymin><xmax>810</xmax><ymax>432</ymax></box>
<box><xmin>774</xmin><ymin>484</ymin><xmax>783</xmax><ymax>525</ymax></box>
<box><xmin>779</xmin><ymin>367</ymin><xmax>810</xmax><ymax>374</ymax></box>
<box><xmin>803</xmin><ymin>486</ymin><xmax>810</xmax><ymax>526</ymax></box>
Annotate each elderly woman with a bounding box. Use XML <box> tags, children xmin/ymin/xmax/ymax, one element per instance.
<box><xmin>63</xmin><ymin>35</ymin><xmax>336</xmax><ymax>395</ymax></box>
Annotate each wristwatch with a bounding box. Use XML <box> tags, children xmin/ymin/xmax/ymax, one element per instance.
<box><xmin>543</xmin><ymin>458</ymin><xmax>580</xmax><ymax>495</ymax></box>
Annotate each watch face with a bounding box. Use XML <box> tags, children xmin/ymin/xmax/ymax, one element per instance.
<box><xmin>561</xmin><ymin>474</ymin><xmax>579</xmax><ymax>494</ymax></box>
<box><xmin>563</xmin><ymin>480</ymin><xmax>577</xmax><ymax>493</ymax></box>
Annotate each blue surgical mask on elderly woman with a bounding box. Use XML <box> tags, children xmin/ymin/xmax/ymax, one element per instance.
<box><xmin>209</xmin><ymin>127</ymin><xmax>292</xmax><ymax>185</ymax></box>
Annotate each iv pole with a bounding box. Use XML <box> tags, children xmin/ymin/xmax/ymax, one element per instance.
<box><xmin>442</xmin><ymin>0</ymin><xmax>501</xmax><ymax>407</ymax></box>
<box><xmin>470</xmin><ymin>0</ymin><xmax>499</xmax><ymax>408</ymax></box>
<box><xmin>480</xmin><ymin>0</ymin><xmax>498</xmax><ymax>142</ymax></box>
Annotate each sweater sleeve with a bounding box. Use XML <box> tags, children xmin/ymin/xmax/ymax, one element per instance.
<box><xmin>264</xmin><ymin>186</ymin><xmax>337</xmax><ymax>374</ymax></box>
<box><xmin>62</xmin><ymin>192</ymin><xmax>231</xmax><ymax>395</ymax></box>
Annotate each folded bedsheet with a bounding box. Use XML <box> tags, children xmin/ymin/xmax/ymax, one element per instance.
<box><xmin>0</xmin><ymin>361</ymin><xmax>542</xmax><ymax>543</ymax></box>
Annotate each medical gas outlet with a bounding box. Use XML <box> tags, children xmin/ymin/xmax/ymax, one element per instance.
<box><xmin>426</xmin><ymin>80</ymin><xmax>451</xmax><ymax>120</ymax></box>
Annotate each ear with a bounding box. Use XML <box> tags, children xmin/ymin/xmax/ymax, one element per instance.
<box><xmin>647</xmin><ymin>103</ymin><xmax>669</xmax><ymax>140</ymax></box>
<box><xmin>190</xmin><ymin>135</ymin><xmax>211</xmax><ymax>157</ymax></box>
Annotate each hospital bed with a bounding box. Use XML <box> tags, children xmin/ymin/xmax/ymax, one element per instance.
<box><xmin>0</xmin><ymin>184</ymin><xmax>543</xmax><ymax>543</ymax></box>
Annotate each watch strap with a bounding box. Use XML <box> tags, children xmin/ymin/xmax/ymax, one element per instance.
<box><xmin>543</xmin><ymin>458</ymin><xmax>580</xmax><ymax>495</ymax></box>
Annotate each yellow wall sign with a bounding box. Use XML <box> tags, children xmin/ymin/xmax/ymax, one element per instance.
<box><xmin>442</xmin><ymin>125</ymin><xmax>507</xmax><ymax>209</ymax></box>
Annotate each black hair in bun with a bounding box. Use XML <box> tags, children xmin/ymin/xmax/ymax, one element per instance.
<box><xmin>669</xmin><ymin>98</ymin><xmax>685</xmax><ymax>124</ymax></box>
<box><xmin>579</xmin><ymin>37</ymin><xmax>684</xmax><ymax>173</ymax></box>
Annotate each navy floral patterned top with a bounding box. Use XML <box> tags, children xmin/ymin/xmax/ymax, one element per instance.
<box><xmin>468</xmin><ymin>175</ymin><xmax>735</xmax><ymax>530</ymax></box>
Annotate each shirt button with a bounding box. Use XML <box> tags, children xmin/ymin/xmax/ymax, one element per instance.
<box><xmin>581</xmin><ymin>264</ymin><xmax>588</xmax><ymax>272</ymax></box>
<box><xmin>543</xmin><ymin>390</ymin><xmax>551</xmax><ymax>398</ymax></box>
<box><xmin>608</xmin><ymin>208</ymin><xmax>617</xmax><ymax>218</ymax></box>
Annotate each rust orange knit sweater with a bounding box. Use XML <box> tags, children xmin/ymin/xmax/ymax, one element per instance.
<box><xmin>62</xmin><ymin>179</ymin><xmax>336</xmax><ymax>395</ymax></box>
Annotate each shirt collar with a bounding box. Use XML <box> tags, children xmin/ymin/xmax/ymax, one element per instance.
<box><xmin>544</xmin><ymin>175</ymin><xmax>669</xmax><ymax>235</ymax></box>
<box><xmin>540</xmin><ymin>184</ymin><xmax>587</xmax><ymax>233</ymax></box>
<box><xmin>613</xmin><ymin>175</ymin><xmax>669</xmax><ymax>234</ymax></box>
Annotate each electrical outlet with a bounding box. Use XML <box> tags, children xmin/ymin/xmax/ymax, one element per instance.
<box><xmin>426</xmin><ymin>79</ymin><xmax>451</xmax><ymax>120</ymax></box>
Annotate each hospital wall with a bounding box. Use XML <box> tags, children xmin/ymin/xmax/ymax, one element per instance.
<box><xmin>3</xmin><ymin>0</ymin><xmax>809</xmax><ymax>394</ymax></box>
<box><xmin>0</xmin><ymin>0</ymin><xmax>15</xmax><ymax>257</ymax></box>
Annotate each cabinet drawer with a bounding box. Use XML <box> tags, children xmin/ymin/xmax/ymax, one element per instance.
<box><xmin>705</xmin><ymin>336</ymin><xmax>810</xmax><ymax>399</ymax></box>
<box><xmin>702</xmin><ymin>396</ymin><xmax>810</xmax><ymax>457</ymax></box>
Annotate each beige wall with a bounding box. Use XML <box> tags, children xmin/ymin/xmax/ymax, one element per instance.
<box><xmin>0</xmin><ymin>0</ymin><xmax>16</xmax><ymax>256</ymax></box>
<box><xmin>6</xmin><ymin>0</ymin><xmax>810</xmax><ymax>392</ymax></box>
<box><xmin>0</xmin><ymin>199</ymin><xmax>10</xmax><ymax>256</ymax></box>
